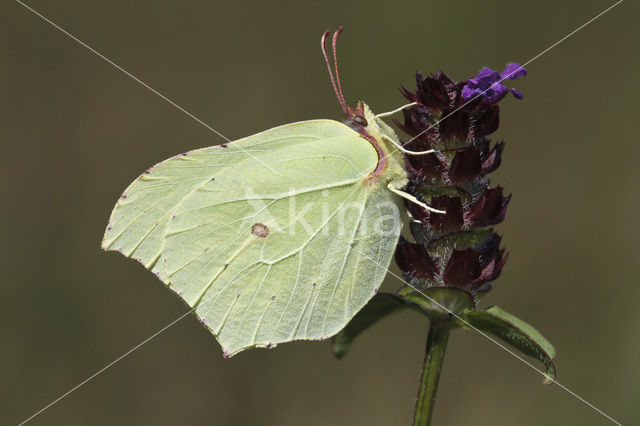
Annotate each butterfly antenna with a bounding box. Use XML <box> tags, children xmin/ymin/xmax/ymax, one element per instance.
<box><xmin>321</xmin><ymin>27</ymin><xmax>348</xmax><ymax>115</ymax></box>
<box><xmin>331</xmin><ymin>26</ymin><xmax>347</xmax><ymax>112</ymax></box>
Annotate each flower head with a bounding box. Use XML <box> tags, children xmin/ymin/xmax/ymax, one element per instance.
<box><xmin>394</xmin><ymin>67</ymin><xmax>522</xmax><ymax>307</ymax></box>
<box><xmin>461</xmin><ymin>63</ymin><xmax>527</xmax><ymax>103</ymax></box>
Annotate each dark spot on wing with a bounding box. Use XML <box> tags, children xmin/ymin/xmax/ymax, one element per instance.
<box><xmin>220</xmin><ymin>143</ymin><xmax>228</xmax><ymax>148</ymax></box>
<box><xmin>251</xmin><ymin>223</ymin><xmax>269</xmax><ymax>238</ymax></box>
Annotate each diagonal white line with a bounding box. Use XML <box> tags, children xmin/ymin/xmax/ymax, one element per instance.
<box><xmin>352</xmin><ymin>246</ymin><xmax>624</xmax><ymax>426</ymax></box>
<box><xmin>15</xmin><ymin>0</ymin><xmax>283</xmax><ymax>176</ymax></box>
<box><xmin>362</xmin><ymin>0</ymin><xmax>624</xmax><ymax>177</ymax></box>
<box><xmin>16</xmin><ymin>309</ymin><xmax>195</xmax><ymax>426</ymax></box>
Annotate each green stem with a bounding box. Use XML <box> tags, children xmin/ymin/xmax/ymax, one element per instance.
<box><xmin>412</xmin><ymin>324</ymin><xmax>450</xmax><ymax>426</ymax></box>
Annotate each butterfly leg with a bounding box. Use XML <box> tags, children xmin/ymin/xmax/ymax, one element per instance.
<box><xmin>381</xmin><ymin>135</ymin><xmax>437</xmax><ymax>156</ymax></box>
<box><xmin>375</xmin><ymin>102</ymin><xmax>417</xmax><ymax>118</ymax></box>
<box><xmin>387</xmin><ymin>183</ymin><xmax>446</xmax><ymax>214</ymax></box>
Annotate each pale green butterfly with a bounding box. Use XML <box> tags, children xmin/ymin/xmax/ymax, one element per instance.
<box><xmin>102</xmin><ymin>26</ymin><xmax>440</xmax><ymax>356</ymax></box>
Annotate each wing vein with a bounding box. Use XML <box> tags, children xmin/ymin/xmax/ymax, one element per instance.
<box><xmin>320</xmin><ymin>189</ymin><xmax>371</xmax><ymax>333</ymax></box>
<box><xmin>270</xmin><ymin>251</ymin><xmax>303</xmax><ymax>342</ymax></box>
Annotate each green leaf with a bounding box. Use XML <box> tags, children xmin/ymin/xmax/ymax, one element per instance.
<box><xmin>332</xmin><ymin>293</ymin><xmax>425</xmax><ymax>358</ymax></box>
<box><xmin>458</xmin><ymin>306</ymin><xmax>557</xmax><ymax>384</ymax></box>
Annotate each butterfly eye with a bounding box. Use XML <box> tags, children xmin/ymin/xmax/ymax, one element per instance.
<box><xmin>354</xmin><ymin>115</ymin><xmax>368</xmax><ymax>126</ymax></box>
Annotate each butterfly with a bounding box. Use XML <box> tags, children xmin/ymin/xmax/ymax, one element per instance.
<box><xmin>102</xmin><ymin>26</ymin><xmax>439</xmax><ymax>356</ymax></box>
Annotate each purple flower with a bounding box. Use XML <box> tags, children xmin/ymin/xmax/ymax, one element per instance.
<box><xmin>396</xmin><ymin>68</ymin><xmax>518</xmax><ymax>299</ymax></box>
<box><xmin>462</xmin><ymin>63</ymin><xmax>527</xmax><ymax>103</ymax></box>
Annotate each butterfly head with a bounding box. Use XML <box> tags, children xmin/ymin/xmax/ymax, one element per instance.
<box><xmin>344</xmin><ymin>101</ymin><xmax>368</xmax><ymax>128</ymax></box>
<box><xmin>347</xmin><ymin>101</ymin><xmax>398</xmax><ymax>146</ymax></box>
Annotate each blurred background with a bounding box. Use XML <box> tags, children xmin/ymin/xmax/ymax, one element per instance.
<box><xmin>2</xmin><ymin>0</ymin><xmax>638</xmax><ymax>424</ymax></box>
